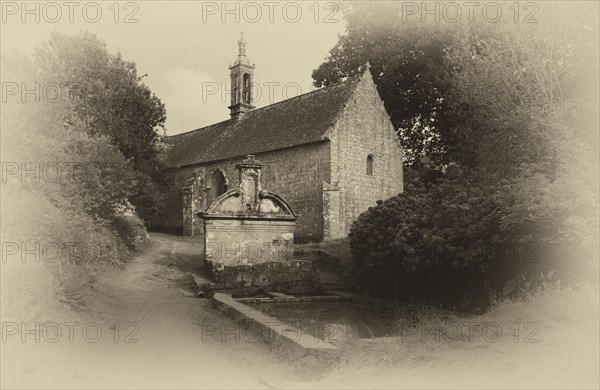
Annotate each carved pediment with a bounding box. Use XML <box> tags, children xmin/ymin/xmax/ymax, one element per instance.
<box><xmin>198</xmin><ymin>155</ymin><xmax>297</xmax><ymax>220</ymax></box>
<box><xmin>204</xmin><ymin>189</ymin><xmax>295</xmax><ymax>217</ymax></box>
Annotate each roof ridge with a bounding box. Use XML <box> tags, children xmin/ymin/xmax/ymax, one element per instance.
<box><xmin>168</xmin><ymin>118</ymin><xmax>231</xmax><ymax>138</ymax></box>
<box><xmin>248</xmin><ymin>74</ymin><xmax>360</xmax><ymax>112</ymax></box>
<box><xmin>167</xmin><ymin>75</ymin><xmax>361</xmax><ymax>139</ymax></box>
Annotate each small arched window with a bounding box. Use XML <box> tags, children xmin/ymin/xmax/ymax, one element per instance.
<box><xmin>242</xmin><ymin>73</ymin><xmax>251</xmax><ymax>103</ymax></box>
<box><xmin>231</xmin><ymin>73</ymin><xmax>238</xmax><ymax>104</ymax></box>
<box><xmin>366</xmin><ymin>154</ymin><xmax>374</xmax><ymax>176</ymax></box>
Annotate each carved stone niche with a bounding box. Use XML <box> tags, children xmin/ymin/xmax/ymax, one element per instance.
<box><xmin>198</xmin><ymin>155</ymin><xmax>314</xmax><ymax>291</ymax></box>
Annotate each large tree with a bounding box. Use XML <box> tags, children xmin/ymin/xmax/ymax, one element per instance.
<box><xmin>1</xmin><ymin>51</ymin><xmax>144</xmax><ymax>319</ymax></box>
<box><xmin>344</xmin><ymin>2</ymin><xmax>599</xmax><ymax>300</ymax></box>
<box><xmin>33</xmin><ymin>31</ymin><xmax>168</xmax><ymax>218</ymax></box>
<box><xmin>312</xmin><ymin>2</ymin><xmax>466</xmax><ymax>165</ymax></box>
<box><xmin>313</xmin><ymin>2</ymin><xmax>598</xmax><ymax>167</ymax></box>
<box><xmin>446</xmin><ymin>3</ymin><xmax>599</xmax><ymax>269</ymax></box>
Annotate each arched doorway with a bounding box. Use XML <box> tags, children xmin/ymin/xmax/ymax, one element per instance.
<box><xmin>206</xmin><ymin>169</ymin><xmax>227</xmax><ymax>209</ymax></box>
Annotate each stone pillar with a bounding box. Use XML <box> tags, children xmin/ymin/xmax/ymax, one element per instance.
<box><xmin>192</xmin><ymin>175</ymin><xmax>204</xmax><ymax>236</ymax></box>
<box><xmin>322</xmin><ymin>181</ymin><xmax>342</xmax><ymax>239</ymax></box>
<box><xmin>182</xmin><ymin>184</ymin><xmax>194</xmax><ymax>236</ymax></box>
<box><xmin>182</xmin><ymin>173</ymin><xmax>204</xmax><ymax>236</ymax></box>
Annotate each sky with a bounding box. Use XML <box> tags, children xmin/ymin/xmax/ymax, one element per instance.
<box><xmin>1</xmin><ymin>1</ymin><xmax>347</xmax><ymax>134</ymax></box>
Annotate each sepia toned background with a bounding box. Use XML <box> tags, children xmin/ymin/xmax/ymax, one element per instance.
<box><xmin>1</xmin><ymin>1</ymin><xmax>599</xmax><ymax>389</ymax></box>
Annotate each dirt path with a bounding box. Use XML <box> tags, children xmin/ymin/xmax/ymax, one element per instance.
<box><xmin>2</xmin><ymin>233</ymin><xmax>297</xmax><ymax>389</ymax></box>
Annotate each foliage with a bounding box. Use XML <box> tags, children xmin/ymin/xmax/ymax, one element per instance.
<box><xmin>345</xmin><ymin>3</ymin><xmax>599</xmax><ymax>305</ymax></box>
<box><xmin>314</xmin><ymin>2</ymin><xmax>599</xmax><ymax>167</ymax></box>
<box><xmin>1</xmin><ymin>46</ymin><xmax>151</xmax><ymax>320</ymax></box>
<box><xmin>33</xmin><ymin>31</ymin><xmax>169</xmax><ymax>218</ymax></box>
<box><xmin>445</xmin><ymin>6</ymin><xmax>599</xmax><ymax>274</ymax></box>
<box><xmin>349</xmin><ymin>171</ymin><xmax>501</xmax><ymax>306</ymax></box>
<box><xmin>111</xmin><ymin>212</ymin><xmax>149</xmax><ymax>251</ymax></box>
<box><xmin>312</xmin><ymin>2</ymin><xmax>490</xmax><ymax>165</ymax></box>
<box><xmin>501</xmin><ymin>270</ymin><xmax>560</xmax><ymax>300</ymax></box>
<box><xmin>350</xmin><ymin>167</ymin><xmax>597</xmax><ymax>307</ymax></box>
<box><xmin>351</xmin><ymin>172</ymin><xmax>498</xmax><ymax>273</ymax></box>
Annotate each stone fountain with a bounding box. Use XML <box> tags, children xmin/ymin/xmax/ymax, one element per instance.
<box><xmin>197</xmin><ymin>155</ymin><xmax>318</xmax><ymax>293</ymax></box>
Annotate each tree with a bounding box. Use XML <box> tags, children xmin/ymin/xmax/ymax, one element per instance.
<box><xmin>346</xmin><ymin>2</ymin><xmax>599</xmax><ymax>303</ymax></box>
<box><xmin>1</xmin><ymin>52</ymin><xmax>146</xmax><ymax>319</ymax></box>
<box><xmin>312</xmin><ymin>2</ymin><xmax>481</xmax><ymax>165</ymax></box>
<box><xmin>445</xmin><ymin>3</ymin><xmax>599</xmax><ymax>270</ymax></box>
<box><xmin>33</xmin><ymin>31</ymin><xmax>168</xmax><ymax>218</ymax></box>
<box><xmin>313</xmin><ymin>2</ymin><xmax>599</xmax><ymax>168</ymax></box>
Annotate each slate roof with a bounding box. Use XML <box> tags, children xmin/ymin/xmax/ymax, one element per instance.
<box><xmin>165</xmin><ymin>76</ymin><xmax>361</xmax><ymax>168</ymax></box>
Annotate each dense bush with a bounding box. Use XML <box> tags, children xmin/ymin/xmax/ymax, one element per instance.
<box><xmin>349</xmin><ymin>165</ymin><xmax>598</xmax><ymax>310</ymax></box>
<box><xmin>349</xmin><ymin>172</ymin><xmax>503</xmax><ymax>307</ymax></box>
<box><xmin>351</xmin><ymin>172</ymin><xmax>499</xmax><ymax>273</ymax></box>
<box><xmin>111</xmin><ymin>211</ymin><xmax>150</xmax><ymax>251</ymax></box>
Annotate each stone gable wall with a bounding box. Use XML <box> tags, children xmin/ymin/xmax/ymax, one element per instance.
<box><xmin>325</xmin><ymin>71</ymin><xmax>404</xmax><ymax>239</ymax></box>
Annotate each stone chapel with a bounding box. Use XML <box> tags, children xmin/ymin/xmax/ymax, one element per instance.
<box><xmin>152</xmin><ymin>34</ymin><xmax>404</xmax><ymax>242</ymax></box>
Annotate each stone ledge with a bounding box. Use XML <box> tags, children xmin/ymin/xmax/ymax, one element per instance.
<box><xmin>212</xmin><ymin>292</ymin><xmax>339</xmax><ymax>363</ymax></box>
<box><xmin>235</xmin><ymin>294</ymin><xmax>349</xmax><ymax>304</ymax></box>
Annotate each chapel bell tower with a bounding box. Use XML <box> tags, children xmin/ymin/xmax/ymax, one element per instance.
<box><xmin>229</xmin><ymin>33</ymin><xmax>255</xmax><ymax>119</ymax></box>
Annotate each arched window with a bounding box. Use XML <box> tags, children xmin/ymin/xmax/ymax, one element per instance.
<box><xmin>207</xmin><ymin>169</ymin><xmax>227</xmax><ymax>209</ymax></box>
<box><xmin>366</xmin><ymin>154</ymin><xmax>374</xmax><ymax>176</ymax></box>
<box><xmin>242</xmin><ymin>73</ymin><xmax>251</xmax><ymax>104</ymax></box>
<box><xmin>231</xmin><ymin>73</ymin><xmax>238</xmax><ymax>105</ymax></box>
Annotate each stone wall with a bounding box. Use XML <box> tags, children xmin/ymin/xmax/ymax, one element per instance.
<box><xmin>204</xmin><ymin>218</ymin><xmax>309</xmax><ymax>290</ymax></box>
<box><xmin>152</xmin><ymin>142</ymin><xmax>330</xmax><ymax>241</ymax></box>
<box><xmin>326</xmin><ymin>70</ymin><xmax>404</xmax><ymax>239</ymax></box>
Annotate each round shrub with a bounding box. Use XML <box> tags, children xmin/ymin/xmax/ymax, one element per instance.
<box><xmin>349</xmin><ymin>172</ymin><xmax>501</xmax><ymax>304</ymax></box>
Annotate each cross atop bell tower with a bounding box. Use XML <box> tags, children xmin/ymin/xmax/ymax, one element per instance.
<box><xmin>229</xmin><ymin>33</ymin><xmax>255</xmax><ymax>120</ymax></box>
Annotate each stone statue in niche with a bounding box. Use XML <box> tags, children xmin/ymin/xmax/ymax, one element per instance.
<box><xmin>237</xmin><ymin>155</ymin><xmax>262</xmax><ymax>212</ymax></box>
<box><xmin>240</xmin><ymin>169</ymin><xmax>259</xmax><ymax>211</ymax></box>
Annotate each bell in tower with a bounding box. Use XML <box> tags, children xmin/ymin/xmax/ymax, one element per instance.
<box><xmin>228</xmin><ymin>33</ymin><xmax>255</xmax><ymax>119</ymax></box>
